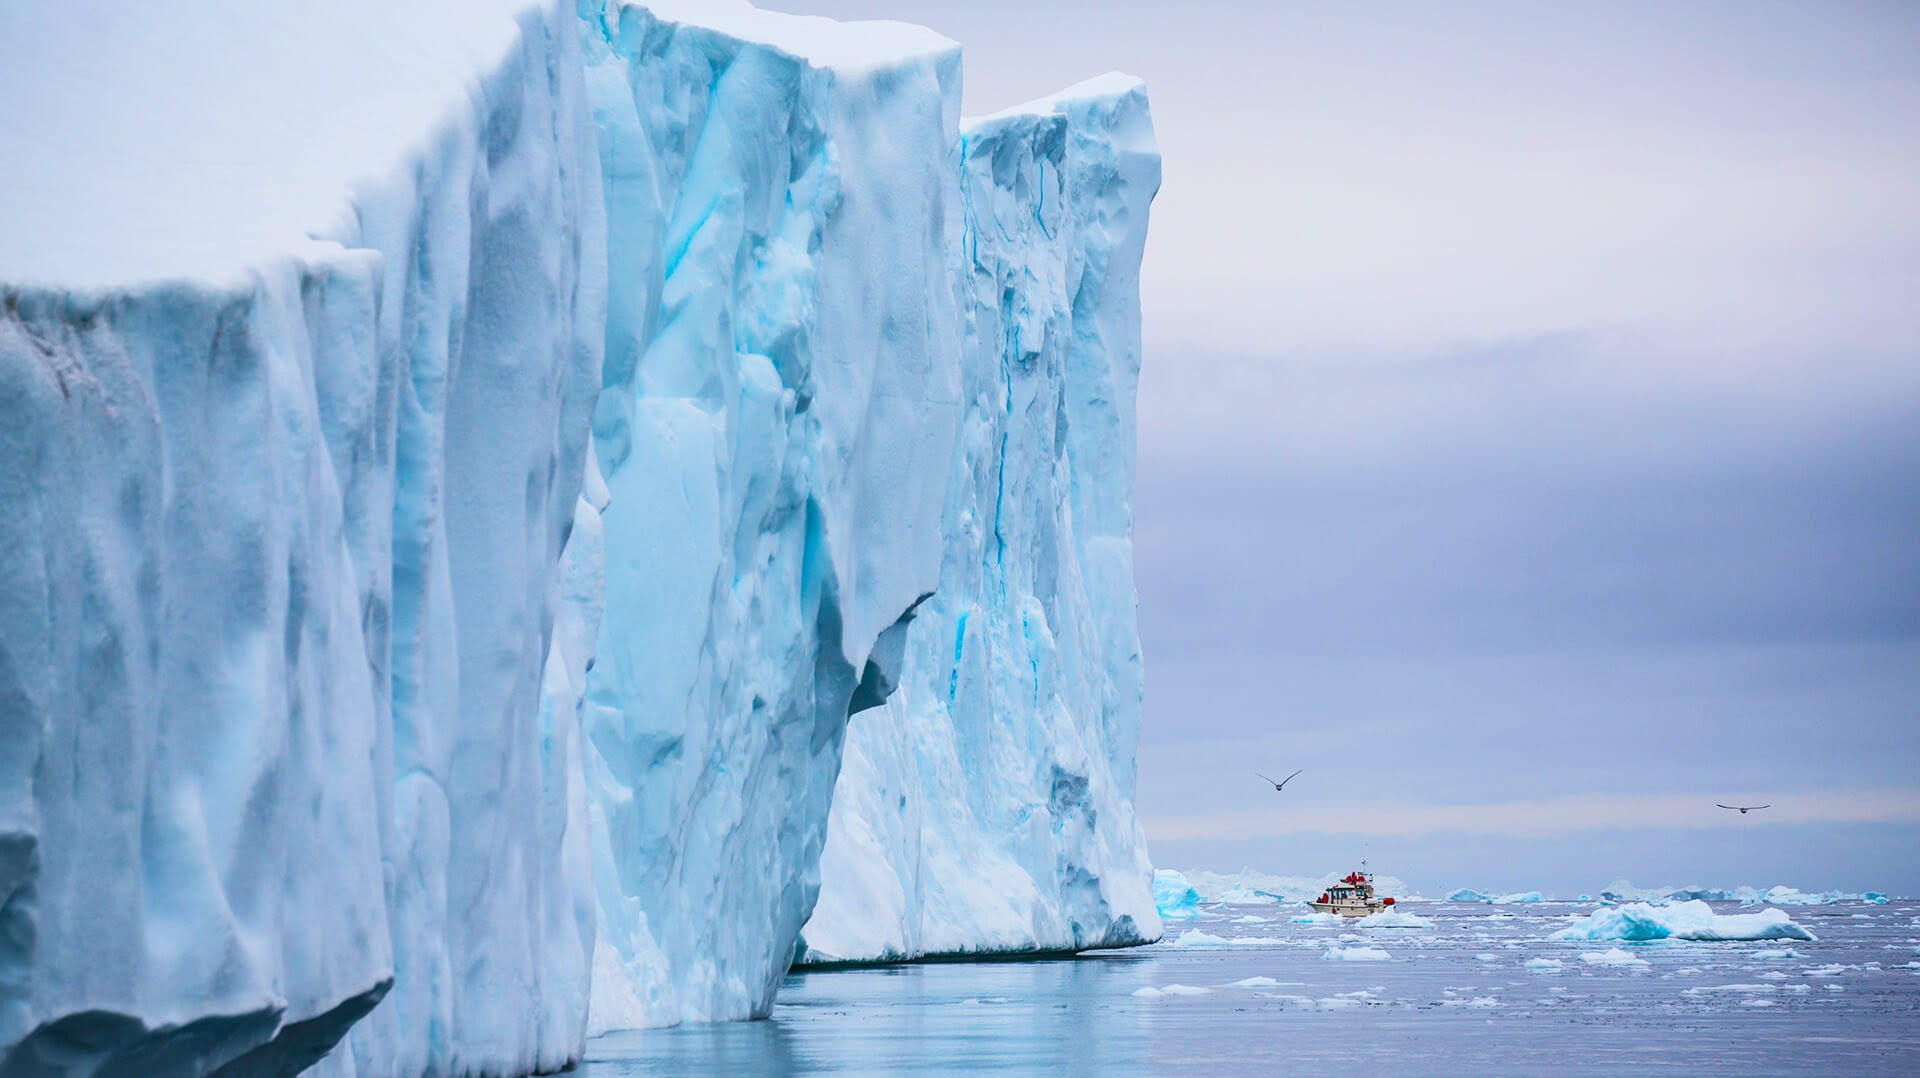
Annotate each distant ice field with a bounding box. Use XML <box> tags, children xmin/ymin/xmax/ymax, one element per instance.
<box><xmin>584</xmin><ymin>900</ymin><xmax>1920</xmax><ymax>1073</ymax></box>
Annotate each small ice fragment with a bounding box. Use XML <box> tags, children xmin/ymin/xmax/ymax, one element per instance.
<box><xmin>1579</xmin><ymin>948</ymin><xmax>1650</xmax><ymax>967</ymax></box>
<box><xmin>1134</xmin><ymin>984</ymin><xmax>1211</xmax><ymax>998</ymax></box>
<box><xmin>1322</xmin><ymin>945</ymin><xmax>1392</xmax><ymax>962</ymax></box>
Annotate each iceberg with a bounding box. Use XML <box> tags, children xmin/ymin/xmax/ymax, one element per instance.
<box><xmin>1448</xmin><ymin>888</ymin><xmax>1545</xmax><ymax>904</ymax></box>
<box><xmin>797</xmin><ymin>74</ymin><xmax>1163</xmax><ymax>967</ymax></box>
<box><xmin>2</xmin><ymin>3</ymin><xmax>604</xmax><ymax>1073</ymax></box>
<box><xmin>0</xmin><ymin>0</ymin><xmax>1159</xmax><ymax>1072</ymax></box>
<box><xmin>1153</xmin><ymin>870</ymin><xmax>1206</xmax><ymax>922</ymax></box>
<box><xmin>1551</xmin><ymin>901</ymin><xmax>1815</xmax><ymax>943</ymax></box>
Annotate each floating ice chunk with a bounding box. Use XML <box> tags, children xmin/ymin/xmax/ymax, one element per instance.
<box><xmin>1526</xmin><ymin>958</ymin><xmax>1565</xmax><ymax>972</ymax></box>
<box><xmin>1323</xmin><ymin>945</ymin><xmax>1392</xmax><ymax>962</ymax></box>
<box><xmin>1476</xmin><ymin>954</ymin><xmax>1501</xmax><ymax>962</ymax></box>
<box><xmin>1552</xmin><ymin>901</ymin><xmax>1814</xmax><ymax>942</ymax></box>
<box><xmin>1803</xmin><ymin>964</ymin><xmax>1850</xmax><ymax>977</ymax></box>
<box><xmin>1751</xmin><ymin>948</ymin><xmax>1805</xmax><ymax>960</ymax></box>
<box><xmin>1290</xmin><ymin>912</ymin><xmax>1342</xmax><ymax>926</ymax></box>
<box><xmin>1684</xmin><ymin>983</ymin><xmax>1783</xmax><ymax>995</ymax></box>
<box><xmin>1359</xmin><ymin>910</ymin><xmax>1435</xmax><ymax>929</ymax></box>
<box><xmin>1153</xmin><ymin>870</ymin><xmax>1205</xmax><ymax>922</ymax></box>
<box><xmin>1756</xmin><ymin>971</ymin><xmax>1789</xmax><ymax>980</ymax></box>
<box><xmin>1169</xmin><ymin>930</ymin><xmax>1230</xmax><ymax>948</ymax></box>
<box><xmin>1742</xmin><ymin>998</ymin><xmax>1777</xmax><ymax>1007</ymax></box>
<box><xmin>1133</xmin><ymin>984</ymin><xmax>1212</xmax><ymax>998</ymax></box>
<box><xmin>1449</xmin><ymin>888</ymin><xmax>1544</xmax><ymax>904</ymax></box>
<box><xmin>1227</xmin><ymin>976</ymin><xmax>1282</xmax><ymax>988</ymax></box>
<box><xmin>1579</xmin><ymin>948</ymin><xmax>1651</xmax><ymax>967</ymax></box>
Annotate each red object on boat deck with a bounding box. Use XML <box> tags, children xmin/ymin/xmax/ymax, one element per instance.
<box><xmin>1383</xmin><ymin>897</ymin><xmax>1396</xmax><ymax>905</ymax></box>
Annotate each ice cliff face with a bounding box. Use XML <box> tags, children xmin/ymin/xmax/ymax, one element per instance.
<box><xmin>798</xmin><ymin>78</ymin><xmax>1162</xmax><ymax>965</ymax></box>
<box><xmin>1</xmin><ymin>3</ymin><xmax>602</xmax><ymax>1074</ymax></box>
<box><xmin>0</xmin><ymin>0</ymin><xmax>1157</xmax><ymax>1073</ymax></box>
<box><xmin>569</xmin><ymin>0</ymin><xmax>965</xmax><ymax>1030</ymax></box>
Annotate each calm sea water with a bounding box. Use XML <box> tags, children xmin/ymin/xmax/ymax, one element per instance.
<box><xmin>583</xmin><ymin>900</ymin><xmax>1920</xmax><ymax>1074</ymax></box>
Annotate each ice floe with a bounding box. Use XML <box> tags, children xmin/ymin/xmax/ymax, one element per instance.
<box><xmin>1359</xmin><ymin>910</ymin><xmax>1435</xmax><ymax>929</ymax></box>
<box><xmin>1323</xmin><ymin>945</ymin><xmax>1392</xmax><ymax>962</ymax></box>
<box><xmin>1133</xmin><ymin>984</ymin><xmax>1212</xmax><ymax>998</ymax></box>
<box><xmin>1579</xmin><ymin>948</ymin><xmax>1651</xmax><ymax>967</ymax></box>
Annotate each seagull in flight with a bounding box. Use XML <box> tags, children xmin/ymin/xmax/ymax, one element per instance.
<box><xmin>1257</xmin><ymin>769</ymin><xmax>1303</xmax><ymax>792</ymax></box>
<box><xmin>1717</xmin><ymin>804</ymin><xmax>1771</xmax><ymax>815</ymax></box>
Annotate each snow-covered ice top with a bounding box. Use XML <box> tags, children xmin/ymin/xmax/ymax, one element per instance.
<box><xmin>0</xmin><ymin>0</ymin><xmax>962</xmax><ymax>289</ymax></box>
<box><xmin>640</xmin><ymin>0</ymin><xmax>956</xmax><ymax>73</ymax></box>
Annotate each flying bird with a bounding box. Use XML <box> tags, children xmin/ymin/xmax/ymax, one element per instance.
<box><xmin>1257</xmin><ymin>769</ymin><xmax>1303</xmax><ymax>792</ymax></box>
<box><xmin>1717</xmin><ymin>804</ymin><xmax>1770</xmax><ymax>815</ymax></box>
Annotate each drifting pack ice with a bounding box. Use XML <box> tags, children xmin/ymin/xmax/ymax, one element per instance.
<box><xmin>0</xmin><ymin>0</ymin><xmax>1160</xmax><ymax>1073</ymax></box>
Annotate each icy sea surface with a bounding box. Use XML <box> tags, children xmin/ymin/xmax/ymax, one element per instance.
<box><xmin>584</xmin><ymin>899</ymin><xmax>1920</xmax><ymax>1073</ymax></box>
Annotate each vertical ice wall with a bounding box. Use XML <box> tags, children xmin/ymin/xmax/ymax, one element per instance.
<box><xmin>799</xmin><ymin>78</ymin><xmax>1163</xmax><ymax>965</ymax></box>
<box><xmin>1</xmin><ymin>3</ymin><xmax>605</xmax><ymax>1074</ymax></box>
<box><xmin>2</xmin><ymin>0</ymin><xmax>1159</xmax><ymax>1070</ymax></box>
<box><xmin>570</xmin><ymin>0</ymin><xmax>966</xmax><ymax>1030</ymax></box>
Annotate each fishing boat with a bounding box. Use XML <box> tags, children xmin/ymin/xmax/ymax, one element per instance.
<box><xmin>1310</xmin><ymin>868</ymin><xmax>1397</xmax><ymax>917</ymax></box>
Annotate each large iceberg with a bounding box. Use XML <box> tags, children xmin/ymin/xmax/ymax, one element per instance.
<box><xmin>2</xmin><ymin>3</ymin><xmax>604</xmax><ymax>1073</ymax></box>
<box><xmin>796</xmin><ymin>76</ymin><xmax>1163</xmax><ymax>967</ymax></box>
<box><xmin>1551</xmin><ymin>901</ymin><xmax>1816</xmax><ymax>943</ymax></box>
<box><xmin>0</xmin><ymin>0</ymin><xmax>1158</xmax><ymax>1073</ymax></box>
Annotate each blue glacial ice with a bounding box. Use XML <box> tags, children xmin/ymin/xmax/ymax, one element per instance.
<box><xmin>1153</xmin><ymin>871</ymin><xmax>1206</xmax><ymax>922</ymax></box>
<box><xmin>1551</xmin><ymin>901</ymin><xmax>1816</xmax><ymax>943</ymax></box>
<box><xmin>0</xmin><ymin>0</ymin><xmax>1158</xmax><ymax>1073</ymax></box>
<box><xmin>1598</xmin><ymin>881</ymin><xmax>1894</xmax><ymax>906</ymax></box>
<box><xmin>799</xmin><ymin>78</ymin><xmax>1163</xmax><ymax>966</ymax></box>
<box><xmin>1448</xmin><ymin>888</ymin><xmax>1546</xmax><ymax>904</ymax></box>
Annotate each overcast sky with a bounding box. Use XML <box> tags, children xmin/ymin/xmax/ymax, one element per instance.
<box><xmin>772</xmin><ymin>0</ymin><xmax>1920</xmax><ymax>896</ymax></box>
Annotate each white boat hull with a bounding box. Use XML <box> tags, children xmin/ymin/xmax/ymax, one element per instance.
<box><xmin>1309</xmin><ymin>901</ymin><xmax>1383</xmax><ymax>917</ymax></box>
